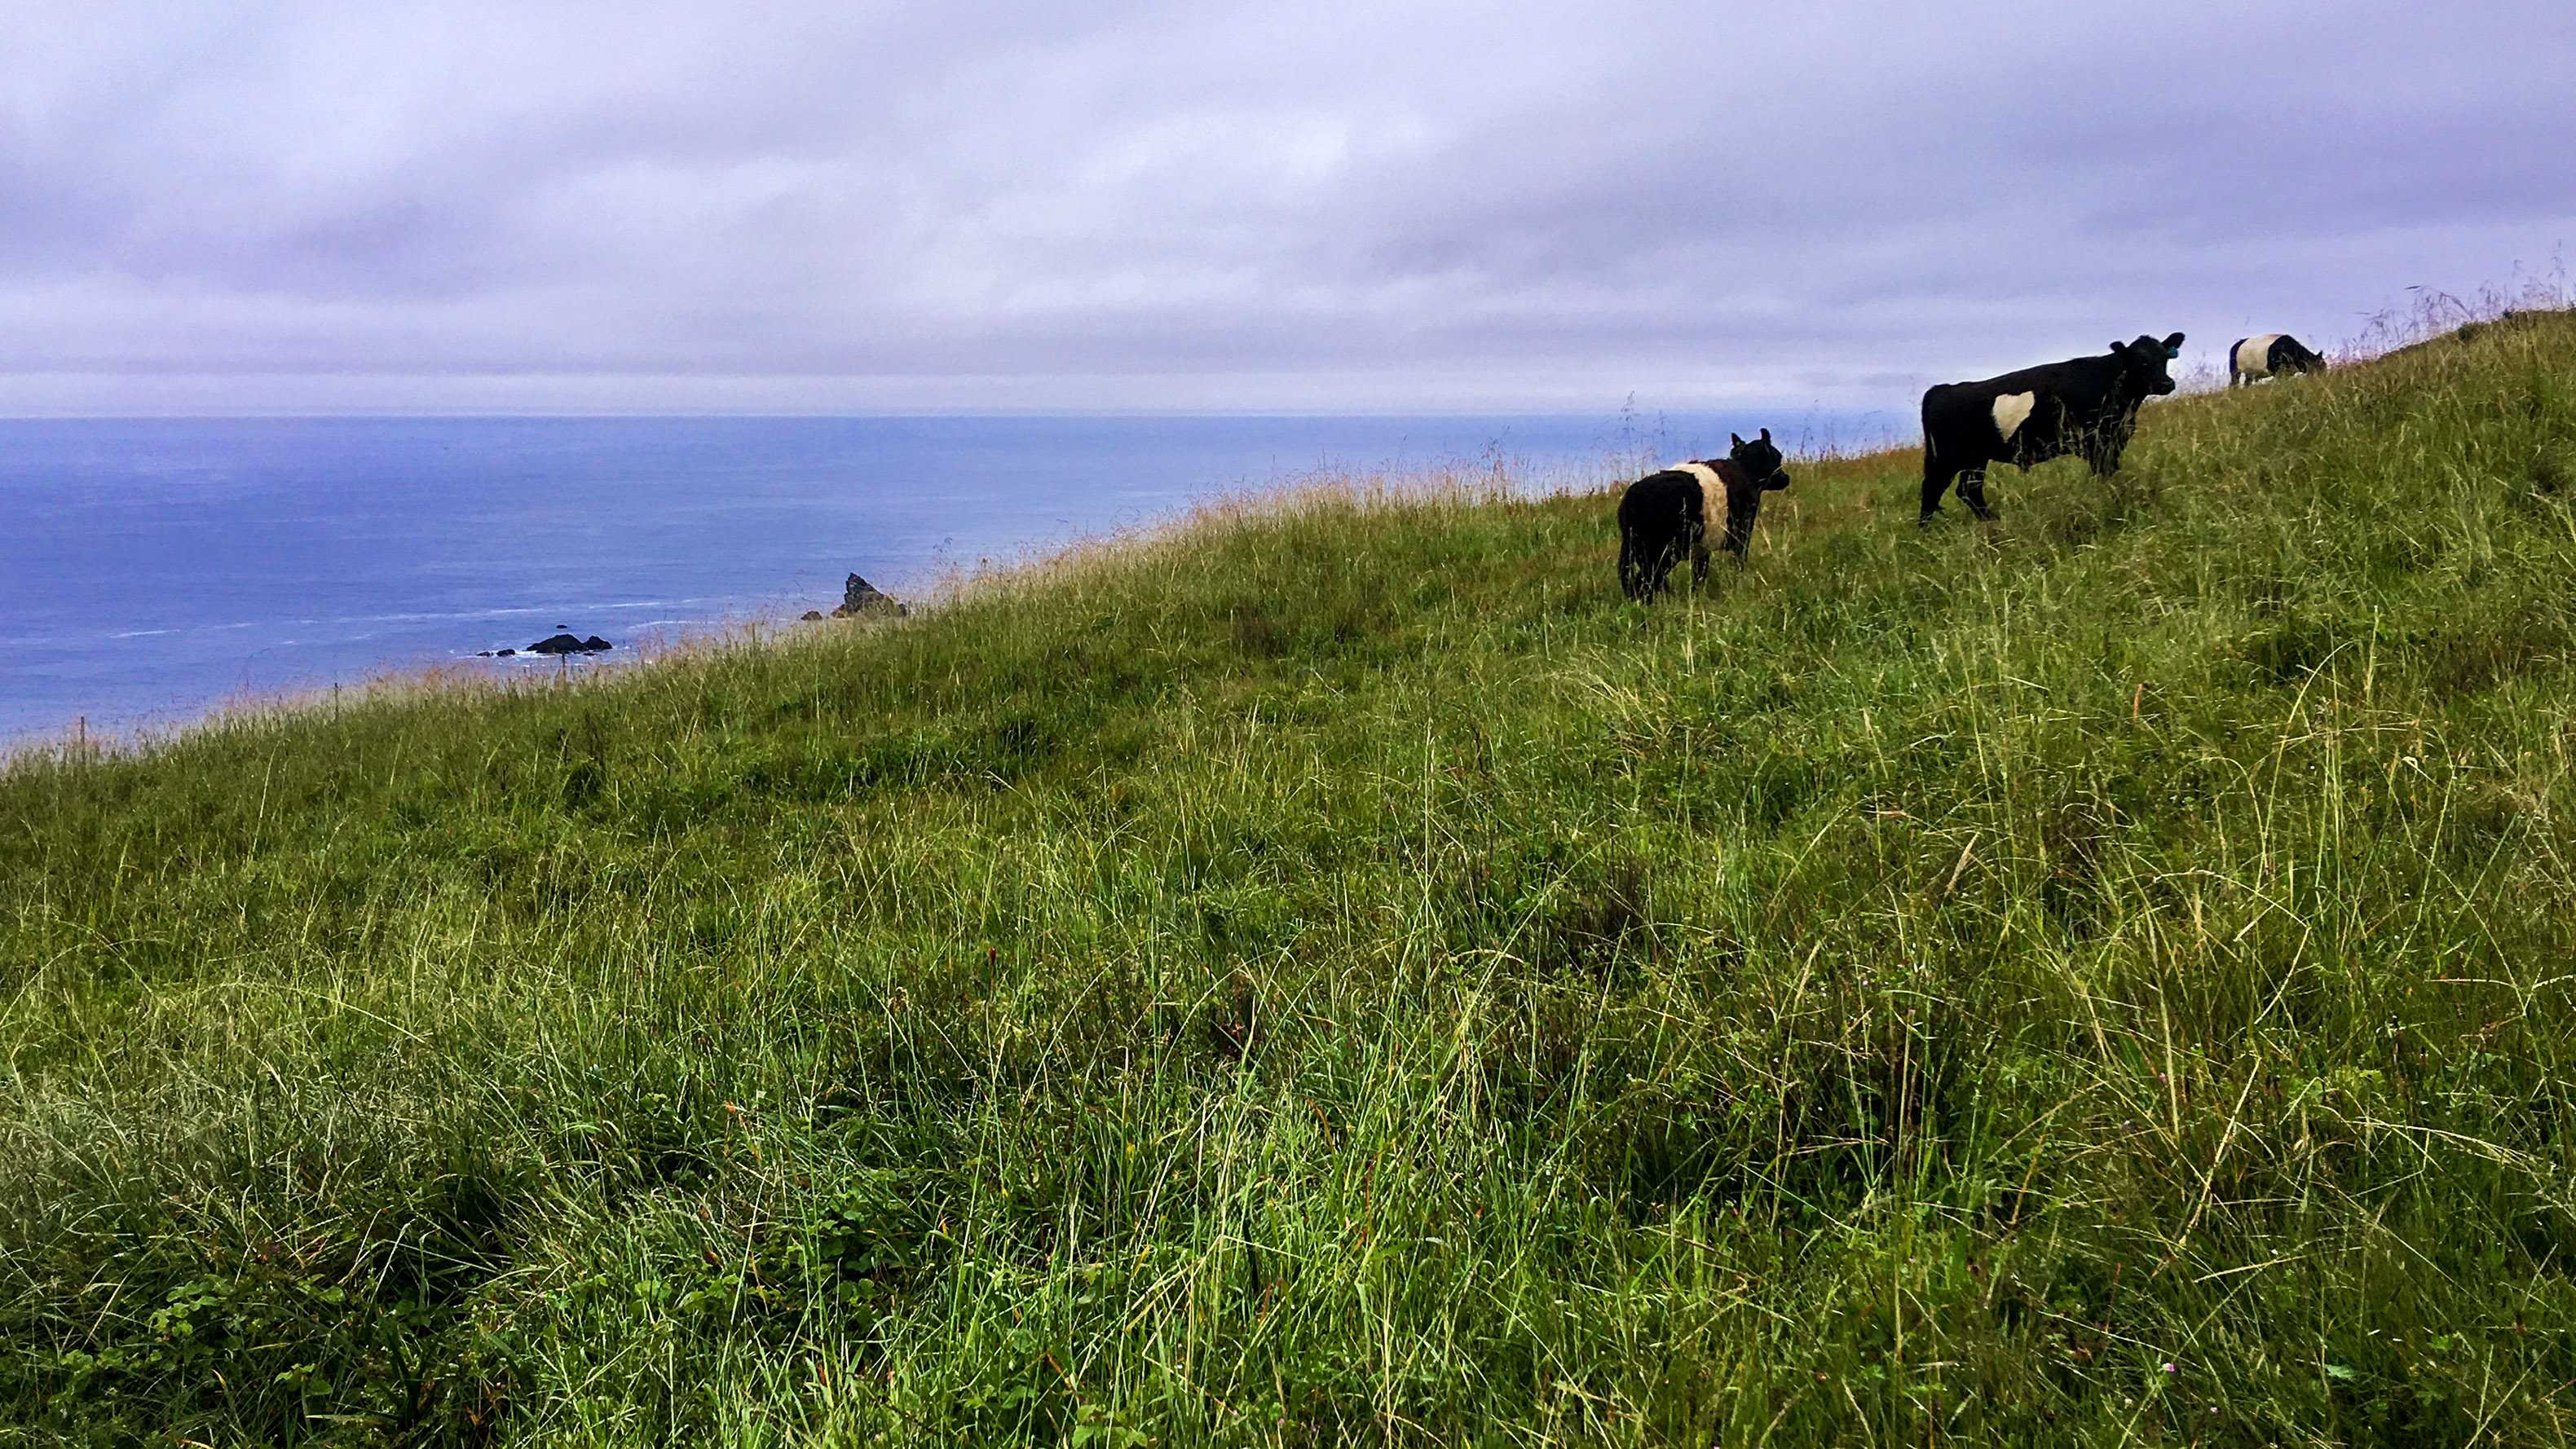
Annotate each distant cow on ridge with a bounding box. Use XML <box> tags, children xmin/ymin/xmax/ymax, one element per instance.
<box><xmin>1918</xmin><ymin>333</ymin><xmax>2184</xmax><ymax>524</ymax></box>
<box><xmin>1617</xmin><ymin>429</ymin><xmax>1791</xmax><ymax>601</ymax></box>
<box><xmin>2229</xmin><ymin>333</ymin><xmax>2327</xmax><ymax>385</ymax></box>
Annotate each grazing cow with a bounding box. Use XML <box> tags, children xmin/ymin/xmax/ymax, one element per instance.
<box><xmin>1617</xmin><ymin>429</ymin><xmax>1791</xmax><ymax>600</ymax></box>
<box><xmin>2228</xmin><ymin>333</ymin><xmax>2327</xmax><ymax>385</ymax></box>
<box><xmin>1918</xmin><ymin>333</ymin><xmax>2184</xmax><ymax>524</ymax></box>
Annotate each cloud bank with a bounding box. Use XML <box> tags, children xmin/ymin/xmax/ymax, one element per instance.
<box><xmin>2</xmin><ymin>0</ymin><xmax>2569</xmax><ymax>413</ymax></box>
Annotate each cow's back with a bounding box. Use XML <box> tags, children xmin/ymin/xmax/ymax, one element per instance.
<box><xmin>1676</xmin><ymin>461</ymin><xmax>1736</xmax><ymax>512</ymax></box>
<box><xmin>1620</xmin><ymin>469</ymin><xmax>1705</xmax><ymax>524</ymax></box>
<box><xmin>1923</xmin><ymin>377</ymin><xmax>2019</xmax><ymax>462</ymax></box>
<box><xmin>1921</xmin><ymin>380</ymin><xmax>1978</xmax><ymax>431</ymax></box>
<box><xmin>2235</xmin><ymin>334</ymin><xmax>2286</xmax><ymax>376</ymax></box>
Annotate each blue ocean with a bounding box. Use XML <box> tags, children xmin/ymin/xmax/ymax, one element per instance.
<box><xmin>0</xmin><ymin>413</ymin><xmax>1816</xmax><ymax>745</ymax></box>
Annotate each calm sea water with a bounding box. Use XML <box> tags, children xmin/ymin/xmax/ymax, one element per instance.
<box><xmin>0</xmin><ymin>413</ymin><xmax>1815</xmax><ymax>745</ymax></box>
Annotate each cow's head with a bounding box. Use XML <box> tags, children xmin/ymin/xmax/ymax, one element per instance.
<box><xmin>1730</xmin><ymin>428</ymin><xmax>1789</xmax><ymax>491</ymax></box>
<box><xmin>2109</xmin><ymin>333</ymin><xmax>2186</xmax><ymax>397</ymax></box>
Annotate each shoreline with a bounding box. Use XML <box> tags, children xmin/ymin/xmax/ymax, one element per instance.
<box><xmin>0</xmin><ymin>447</ymin><xmax>1665</xmax><ymax>762</ymax></box>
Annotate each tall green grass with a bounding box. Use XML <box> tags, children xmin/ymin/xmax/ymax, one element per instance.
<box><xmin>8</xmin><ymin>310</ymin><xmax>2576</xmax><ymax>1445</ymax></box>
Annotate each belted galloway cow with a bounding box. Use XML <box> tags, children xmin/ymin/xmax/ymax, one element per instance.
<box><xmin>1617</xmin><ymin>429</ymin><xmax>1790</xmax><ymax>601</ymax></box>
<box><xmin>1918</xmin><ymin>333</ymin><xmax>2183</xmax><ymax>524</ymax></box>
<box><xmin>2228</xmin><ymin>333</ymin><xmax>2327</xmax><ymax>385</ymax></box>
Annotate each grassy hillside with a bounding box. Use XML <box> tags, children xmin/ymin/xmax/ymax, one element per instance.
<box><xmin>8</xmin><ymin>311</ymin><xmax>2576</xmax><ymax>1447</ymax></box>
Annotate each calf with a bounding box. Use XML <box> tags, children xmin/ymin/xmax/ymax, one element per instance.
<box><xmin>2228</xmin><ymin>333</ymin><xmax>2327</xmax><ymax>385</ymax></box>
<box><xmin>1919</xmin><ymin>333</ymin><xmax>2183</xmax><ymax>523</ymax></box>
<box><xmin>1617</xmin><ymin>429</ymin><xmax>1791</xmax><ymax>600</ymax></box>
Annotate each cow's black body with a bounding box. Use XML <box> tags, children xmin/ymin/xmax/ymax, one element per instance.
<box><xmin>1918</xmin><ymin>333</ymin><xmax>2183</xmax><ymax>522</ymax></box>
<box><xmin>1617</xmin><ymin>430</ymin><xmax>1790</xmax><ymax>600</ymax></box>
<box><xmin>2227</xmin><ymin>333</ymin><xmax>2327</xmax><ymax>385</ymax></box>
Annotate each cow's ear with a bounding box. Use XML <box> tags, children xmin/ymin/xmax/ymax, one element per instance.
<box><xmin>2163</xmin><ymin>331</ymin><xmax>2186</xmax><ymax>355</ymax></box>
<box><xmin>2109</xmin><ymin>339</ymin><xmax>2128</xmax><ymax>355</ymax></box>
<box><xmin>1759</xmin><ymin>427</ymin><xmax>1771</xmax><ymax>443</ymax></box>
<box><xmin>1731</xmin><ymin>432</ymin><xmax>1745</xmax><ymax>447</ymax></box>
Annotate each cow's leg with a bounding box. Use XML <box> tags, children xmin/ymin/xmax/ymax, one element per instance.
<box><xmin>1656</xmin><ymin>539</ymin><xmax>1686</xmax><ymax>597</ymax></box>
<box><xmin>1957</xmin><ymin>467</ymin><xmax>1996</xmax><ymax>521</ymax></box>
<box><xmin>1920</xmin><ymin>461</ymin><xmax>1959</xmax><ymax>523</ymax></box>
<box><xmin>2089</xmin><ymin>427</ymin><xmax>2130</xmax><ymax>478</ymax></box>
<box><xmin>1617</xmin><ymin>530</ymin><xmax>1643</xmax><ymax>601</ymax></box>
<box><xmin>1639</xmin><ymin>532</ymin><xmax>1678</xmax><ymax>599</ymax></box>
<box><xmin>1723</xmin><ymin>505</ymin><xmax>1756</xmax><ymax>564</ymax></box>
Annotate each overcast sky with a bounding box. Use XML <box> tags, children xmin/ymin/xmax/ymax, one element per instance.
<box><xmin>2</xmin><ymin>0</ymin><xmax>2569</xmax><ymax>415</ymax></box>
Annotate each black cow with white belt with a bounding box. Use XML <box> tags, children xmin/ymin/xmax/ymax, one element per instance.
<box><xmin>1917</xmin><ymin>333</ymin><xmax>2183</xmax><ymax>524</ymax></box>
<box><xmin>2228</xmin><ymin>333</ymin><xmax>2327</xmax><ymax>385</ymax></box>
<box><xmin>1617</xmin><ymin>429</ymin><xmax>1791</xmax><ymax>600</ymax></box>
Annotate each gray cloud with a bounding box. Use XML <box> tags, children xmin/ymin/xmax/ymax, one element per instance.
<box><xmin>2</xmin><ymin>0</ymin><xmax>2569</xmax><ymax>412</ymax></box>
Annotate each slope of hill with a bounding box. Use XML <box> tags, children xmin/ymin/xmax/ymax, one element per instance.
<box><xmin>7</xmin><ymin>311</ymin><xmax>2576</xmax><ymax>1445</ymax></box>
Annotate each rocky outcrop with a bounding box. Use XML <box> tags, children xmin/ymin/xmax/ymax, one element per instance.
<box><xmin>830</xmin><ymin>574</ymin><xmax>907</xmax><ymax>618</ymax></box>
<box><xmin>527</xmin><ymin>632</ymin><xmax>614</xmax><ymax>655</ymax></box>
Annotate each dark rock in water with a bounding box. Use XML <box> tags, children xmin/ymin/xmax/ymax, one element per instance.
<box><xmin>830</xmin><ymin>572</ymin><xmax>907</xmax><ymax>618</ymax></box>
<box><xmin>496</xmin><ymin>648</ymin><xmax>516</xmax><ymax>657</ymax></box>
<box><xmin>801</xmin><ymin>610</ymin><xmax>824</xmax><ymax>621</ymax></box>
<box><xmin>523</xmin><ymin>632</ymin><xmax>616</xmax><ymax>655</ymax></box>
<box><xmin>477</xmin><ymin>650</ymin><xmax>494</xmax><ymax>657</ymax></box>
